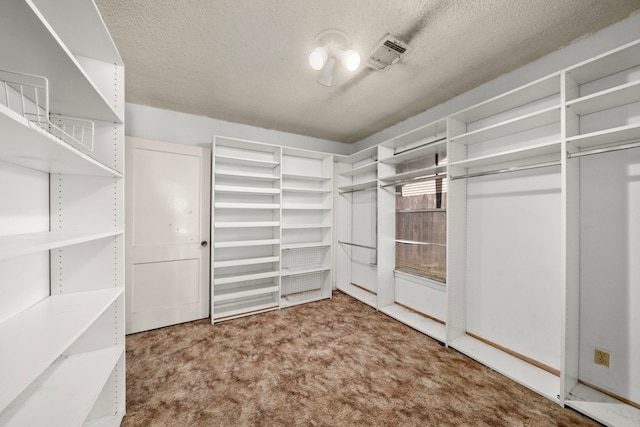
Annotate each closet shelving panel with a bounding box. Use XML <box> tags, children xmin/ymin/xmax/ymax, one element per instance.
<box><xmin>0</xmin><ymin>0</ymin><xmax>125</xmax><ymax>425</ymax></box>
<box><xmin>212</xmin><ymin>137</ymin><xmax>282</xmax><ymax>322</ymax></box>
<box><xmin>376</xmin><ymin>119</ymin><xmax>448</xmax><ymax>342</ymax></box>
<box><xmin>447</xmin><ymin>72</ymin><xmax>563</xmax><ymax>402</ymax></box>
<box><xmin>335</xmin><ymin>146</ymin><xmax>379</xmax><ymax>308</ymax></box>
<box><xmin>562</xmin><ymin>39</ymin><xmax>640</xmax><ymax>426</ymax></box>
<box><xmin>280</xmin><ymin>148</ymin><xmax>333</xmax><ymax>307</ymax></box>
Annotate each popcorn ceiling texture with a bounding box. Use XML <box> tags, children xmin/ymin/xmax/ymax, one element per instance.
<box><xmin>122</xmin><ymin>291</ymin><xmax>597</xmax><ymax>426</ymax></box>
<box><xmin>95</xmin><ymin>0</ymin><xmax>640</xmax><ymax>143</ymax></box>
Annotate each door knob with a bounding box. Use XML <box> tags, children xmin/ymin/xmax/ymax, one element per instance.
<box><xmin>201</xmin><ymin>241</ymin><xmax>208</xmax><ymax>247</ymax></box>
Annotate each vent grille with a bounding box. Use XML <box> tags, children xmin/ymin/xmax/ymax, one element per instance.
<box><xmin>366</xmin><ymin>34</ymin><xmax>412</xmax><ymax>71</ymax></box>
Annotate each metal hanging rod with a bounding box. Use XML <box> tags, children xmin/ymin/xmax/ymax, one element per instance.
<box><xmin>338</xmin><ymin>240</ymin><xmax>377</xmax><ymax>251</ymax></box>
<box><xmin>339</xmin><ymin>186</ymin><xmax>378</xmax><ymax>195</ymax></box>
<box><xmin>450</xmin><ymin>160</ymin><xmax>560</xmax><ymax>181</ymax></box>
<box><xmin>568</xmin><ymin>140</ymin><xmax>640</xmax><ymax>159</ymax></box>
<box><xmin>380</xmin><ymin>173</ymin><xmax>445</xmax><ymax>188</ymax></box>
<box><xmin>394</xmin><ymin>136</ymin><xmax>447</xmax><ymax>156</ymax></box>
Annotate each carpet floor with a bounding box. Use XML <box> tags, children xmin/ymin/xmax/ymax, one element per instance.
<box><xmin>122</xmin><ymin>291</ymin><xmax>599</xmax><ymax>426</ymax></box>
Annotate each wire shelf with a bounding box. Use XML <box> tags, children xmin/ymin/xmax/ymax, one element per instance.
<box><xmin>1</xmin><ymin>69</ymin><xmax>94</xmax><ymax>152</ymax></box>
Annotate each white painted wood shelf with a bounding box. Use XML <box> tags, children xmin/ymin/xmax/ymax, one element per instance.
<box><xmin>213</xmin><ymin>256</ymin><xmax>279</xmax><ymax>269</ymax></box>
<box><xmin>281</xmin><ymin>266</ymin><xmax>330</xmax><ymax>277</ymax></box>
<box><xmin>281</xmin><ymin>224</ymin><xmax>331</xmax><ymax>229</ymax></box>
<box><xmin>338</xmin><ymin>284</ymin><xmax>377</xmax><ymax>309</ymax></box>
<box><xmin>566</xmin><ymin>123</ymin><xmax>640</xmax><ymax>150</ymax></box>
<box><xmin>282</xmin><ymin>173</ymin><xmax>331</xmax><ymax>181</ymax></box>
<box><xmin>214</xmin><ymin>170</ymin><xmax>280</xmax><ymax>181</ymax></box>
<box><xmin>214</xmin><ymin>202</ymin><xmax>280</xmax><ymax>209</ymax></box>
<box><xmin>565</xmin><ymin>383</ymin><xmax>640</xmax><ymax>427</ymax></box>
<box><xmin>566</xmin><ymin>80</ymin><xmax>640</xmax><ymax>116</ymax></box>
<box><xmin>338</xmin><ymin>179</ymin><xmax>378</xmax><ymax>192</ymax></box>
<box><xmin>339</xmin><ymin>161</ymin><xmax>378</xmax><ymax>176</ymax></box>
<box><xmin>0</xmin><ymin>288</ymin><xmax>123</xmax><ymax>412</ymax></box>
<box><xmin>282</xmin><ymin>186</ymin><xmax>332</xmax><ymax>193</ymax></box>
<box><xmin>213</xmin><ymin>295</ymin><xmax>279</xmax><ymax>321</ymax></box>
<box><xmin>0</xmin><ymin>1</ymin><xmax>122</xmax><ymax>123</ymax></box>
<box><xmin>215</xmin><ymin>154</ymin><xmax>279</xmax><ymax>168</ymax></box>
<box><xmin>379</xmin><ymin>304</ymin><xmax>446</xmax><ymax>343</ymax></box>
<box><xmin>449</xmin><ymin>141</ymin><xmax>561</xmax><ymax>170</ymax></box>
<box><xmin>214</xmin><ymin>238</ymin><xmax>280</xmax><ymax>248</ymax></box>
<box><xmin>281</xmin><ymin>242</ymin><xmax>330</xmax><ymax>250</ymax></box>
<box><xmin>213</xmin><ymin>185</ymin><xmax>280</xmax><ymax>195</ymax></box>
<box><xmin>213</xmin><ymin>282</ymin><xmax>280</xmax><ymax>302</ymax></box>
<box><xmin>214</xmin><ymin>221</ymin><xmax>280</xmax><ymax>228</ymax></box>
<box><xmin>214</xmin><ymin>270</ymin><xmax>279</xmax><ymax>285</ymax></box>
<box><xmin>379</xmin><ymin>138</ymin><xmax>447</xmax><ymax>165</ymax></box>
<box><xmin>0</xmin><ymin>229</ymin><xmax>122</xmax><ymax>261</ymax></box>
<box><xmin>0</xmin><ymin>106</ymin><xmax>122</xmax><ymax>177</ymax></box>
<box><xmin>0</xmin><ymin>346</ymin><xmax>123</xmax><ymax>427</ymax></box>
<box><xmin>379</xmin><ymin>165</ymin><xmax>447</xmax><ymax>183</ymax></box>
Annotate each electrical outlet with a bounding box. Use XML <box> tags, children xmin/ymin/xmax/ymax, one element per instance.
<box><xmin>594</xmin><ymin>349</ymin><xmax>610</xmax><ymax>367</ymax></box>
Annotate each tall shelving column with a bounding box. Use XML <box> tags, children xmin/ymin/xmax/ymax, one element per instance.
<box><xmin>376</xmin><ymin>119</ymin><xmax>448</xmax><ymax>342</ymax></box>
<box><xmin>335</xmin><ymin>146</ymin><xmax>379</xmax><ymax>308</ymax></box>
<box><xmin>0</xmin><ymin>0</ymin><xmax>125</xmax><ymax>425</ymax></box>
<box><xmin>280</xmin><ymin>148</ymin><xmax>333</xmax><ymax>307</ymax></box>
<box><xmin>561</xmin><ymin>39</ymin><xmax>640</xmax><ymax>426</ymax></box>
<box><xmin>212</xmin><ymin>136</ymin><xmax>282</xmax><ymax>322</ymax></box>
<box><xmin>446</xmin><ymin>73</ymin><xmax>563</xmax><ymax>402</ymax></box>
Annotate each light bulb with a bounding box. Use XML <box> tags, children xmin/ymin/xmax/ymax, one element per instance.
<box><xmin>309</xmin><ymin>46</ymin><xmax>328</xmax><ymax>71</ymax></box>
<box><xmin>337</xmin><ymin>50</ymin><xmax>360</xmax><ymax>72</ymax></box>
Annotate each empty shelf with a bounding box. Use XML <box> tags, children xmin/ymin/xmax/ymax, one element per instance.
<box><xmin>566</xmin><ymin>80</ymin><xmax>640</xmax><ymax>116</ymax></box>
<box><xmin>214</xmin><ymin>239</ymin><xmax>280</xmax><ymax>248</ymax></box>
<box><xmin>281</xmin><ymin>242</ymin><xmax>330</xmax><ymax>250</ymax></box>
<box><xmin>213</xmin><ymin>270</ymin><xmax>279</xmax><ymax>285</ymax></box>
<box><xmin>0</xmin><ymin>288</ymin><xmax>123</xmax><ymax>411</ymax></box>
<box><xmin>214</xmin><ymin>221</ymin><xmax>280</xmax><ymax>228</ymax></box>
<box><xmin>567</xmin><ymin>122</ymin><xmax>640</xmax><ymax>150</ymax></box>
<box><xmin>565</xmin><ymin>383</ymin><xmax>640</xmax><ymax>427</ymax></box>
<box><xmin>0</xmin><ymin>346</ymin><xmax>123</xmax><ymax>426</ymax></box>
<box><xmin>379</xmin><ymin>165</ymin><xmax>447</xmax><ymax>183</ymax></box>
<box><xmin>282</xmin><ymin>204</ymin><xmax>331</xmax><ymax>210</ymax></box>
<box><xmin>339</xmin><ymin>161</ymin><xmax>377</xmax><ymax>176</ymax></box>
<box><xmin>214</xmin><ymin>185</ymin><xmax>280</xmax><ymax>195</ymax></box>
<box><xmin>281</xmin><ymin>266</ymin><xmax>330</xmax><ymax>277</ymax></box>
<box><xmin>449</xmin><ymin>141</ymin><xmax>561</xmax><ymax>169</ymax></box>
<box><xmin>214</xmin><ymin>202</ymin><xmax>280</xmax><ymax>209</ymax></box>
<box><xmin>281</xmin><ymin>224</ymin><xmax>331</xmax><ymax>229</ymax></box>
<box><xmin>282</xmin><ymin>173</ymin><xmax>331</xmax><ymax>181</ymax></box>
<box><xmin>0</xmin><ymin>229</ymin><xmax>123</xmax><ymax>260</ymax></box>
<box><xmin>213</xmin><ymin>256</ymin><xmax>280</xmax><ymax>268</ymax></box>
<box><xmin>380</xmin><ymin>304</ymin><xmax>446</xmax><ymax>343</ymax></box>
<box><xmin>380</xmin><ymin>138</ymin><xmax>447</xmax><ymax>165</ymax></box>
<box><xmin>213</xmin><ymin>282</ymin><xmax>279</xmax><ymax>302</ymax></box>
<box><xmin>214</xmin><ymin>171</ymin><xmax>279</xmax><ymax>181</ymax></box>
<box><xmin>215</xmin><ymin>154</ymin><xmax>279</xmax><ymax>168</ymax></box>
<box><xmin>281</xmin><ymin>187</ymin><xmax>332</xmax><ymax>193</ymax></box>
<box><xmin>213</xmin><ymin>294</ymin><xmax>279</xmax><ymax>321</ymax></box>
<box><xmin>338</xmin><ymin>179</ymin><xmax>378</xmax><ymax>192</ymax></box>
<box><xmin>0</xmin><ymin>106</ymin><xmax>122</xmax><ymax>177</ymax></box>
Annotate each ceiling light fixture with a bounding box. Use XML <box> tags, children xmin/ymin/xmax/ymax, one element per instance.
<box><xmin>308</xmin><ymin>29</ymin><xmax>360</xmax><ymax>87</ymax></box>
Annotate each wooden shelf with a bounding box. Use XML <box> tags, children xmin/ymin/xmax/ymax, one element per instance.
<box><xmin>338</xmin><ymin>284</ymin><xmax>377</xmax><ymax>309</ymax></box>
<box><xmin>567</xmin><ymin>122</ymin><xmax>640</xmax><ymax>150</ymax></box>
<box><xmin>281</xmin><ymin>242</ymin><xmax>330</xmax><ymax>250</ymax></box>
<box><xmin>281</xmin><ymin>266</ymin><xmax>330</xmax><ymax>277</ymax></box>
<box><xmin>0</xmin><ymin>106</ymin><xmax>122</xmax><ymax>177</ymax></box>
<box><xmin>379</xmin><ymin>165</ymin><xmax>447</xmax><ymax>183</ymax></box>
<box><xmin>379</xmin><ymin>304</ymin><xmax>446</xmax><ymax>343</ymax></box>
<box><xmin>213</xmin><ymin>270</ymin><xmax>279</xmax><ymax>285</ymax></box>
<box><xmin>282</xmin><ymin>204</ymin><xmax>331</xmax><ymax>210</ymax></box>
<box><xmin>281</xmin><ymin>224</ymin><xmax>331</xmax><ymax>229</ymax></box>
<box><xmin>451</xmin><ymin>74</ymin><xmax>560</xmax><ymax>124</ymax></box>
<box><xmin>380</xmin><ymin>138</ymin><xmax>447</xmax><ymax>165</ymax></box>
<box><xmin>214</xmin><ymin>239</ymin><xmax>280</xmax><ymax>248</ymax></box>
<box><xmin>214</xmin><ymin>202</ymin><xmax>280</xmax><ymax>209</ymax></box>
<box><xmin>565</xmin><ymin>40</ymin><xmax>640</xmax><ymax>85</ymax></box>
<box><xmin>449</xmin><ymin>141</ymin><xmax>561</xmax><ymax>170</ymax></box>
<box><xmin>213</xmin><ymin>282</ymin><xmax>279</xmax><ymax>302</ymax></box>
<box><xmin>567</xmin><ymin>80</ymin><xmax>640</xmax><ymax>116</ymax></box>
<box><xmin>282</xmin><ymin>173</ymin><xmax>331</xmax><ymax>182</ymax></box>
<box><xmin>0</xmin><ymin>288</ymin><xmax>123</xmax><ymax>412</ymax></box>
<box><xmin>449</xmin><ymin>335</ymin><xmax>560</xmax><ymax>402</ymax></box>
<box><xmin>338</xmin><ymin>179</ymin><xmax>377</xmax><ymax>192</ymax></box>
<box><xmin>339</xmin><ymin>161</ymin><xmax>377</xmax><ymax>176</ymax></box>
<box><xmin>213</xmin><ymin>256</ymin><xmax>279</xmax><ymax>269</ymax></box>
<box><xmin>214</xmin><ymin>221</ymin><xmax>279</xmax><ymax>228</ymax></box>
<box><xmin>450</xmin><ymin>106</ymin><xmax>561</xmax><ymax>146</ymax></box>
<box><xmin>215</xmin><ymin>154</ymin><xmax>279</xmax><ymax>168</ymax></box>
<box><xmin>565</xmin><ymin>383</ymin><xmax>640</xmax><ymax>427</ymax></box>
<box><xmin>281</xmin><ymin>187</ymin><xmax>332</xmax><ymax>193</ymax></box>
<box><xmin>214</xmin><ymin>170</ymin><xmax>279</xmax><ymax>181</ymax></box>
<box><xmin>0</xmin><ymin>346</ymin><xmax>123</xmax><ymax>426</ymax></box>
<box><xmin>213</xmin><ymin>294</ymin><xmax>279</xmax><ymax>321</ymax></box>
<box><xmin>0</xmin><ymin>1</ymin><xmax>121</xmax><ymax>122</ymax></box>
<box><xmin>213</xmin><ymin>185</ymin><xmax>280</xmax><ymax>195</ymax></box>
<box><xmin>0</xmin><ymin>229</ymin><xmax>122</xmax><ymax>261</ymax></box>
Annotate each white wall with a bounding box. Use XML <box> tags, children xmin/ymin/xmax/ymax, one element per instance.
<box><xmin>354</xmin><ymin>12</ymin><xmax>640</xmax><ymax>152</ymax></box>
<box><xmin>125</xmin><ymin>103</ymin><xmax>352</xmax><ymax>155</ymax></box>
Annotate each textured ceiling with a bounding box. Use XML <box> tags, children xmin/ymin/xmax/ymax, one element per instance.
<box><xmin>95</xmin><ymin>0</ymin><xmax>640</xmax><ymax>143</ymax></box>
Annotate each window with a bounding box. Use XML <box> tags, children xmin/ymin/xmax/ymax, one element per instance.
<box><xmin>395</xmin><ymin>154</ymin><xmax>447</xmax><ymax>282</ymax></box>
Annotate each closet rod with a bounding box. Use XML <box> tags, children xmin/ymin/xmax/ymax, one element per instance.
<box><xmin>568</xmin><ymin>140</ymin><xmax>640</xmax><ymax>159</ymax></box>
<box><xmin>394</xmin><ymin>136</ymin><xmax>447</xmax><ymax>156</ymax></box>
<box><xmin>380</xmin><ymin>173</ymin><xmax>445</xmax><ymax>188</ymax></box>
<box><xmin>450</xmin><ymin>160</ymin><xmax>560</xmax><ymax>181</ymax></box>
<box><xmin>338</xmin><ymin>240</ymin><xmax>377</xmax><ymax>251</ymax></box>
<box><xmin>339</xmin><ymin>186</ymin><xmax>377</xmax><ymax>195</ymax></box>
<box><xmin>396</xmin><ymin>239</ymin><xmax>446</xmax><ymax>247</ymax></box>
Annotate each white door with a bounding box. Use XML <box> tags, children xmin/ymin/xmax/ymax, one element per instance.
<box><xmin>125</xmin><ymin>136</ymin><xmax>211</xmax><ymax>334</ymax></box>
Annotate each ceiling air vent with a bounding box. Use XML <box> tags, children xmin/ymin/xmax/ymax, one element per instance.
<box><xmin>366</xmin><ymin>34</ymin><xmax>412</xmax><ymax>71</ymax></box>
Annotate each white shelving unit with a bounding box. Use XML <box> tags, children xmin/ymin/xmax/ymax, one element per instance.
<box><xmin>280</xmin><ymin>148</ymin><xmax>333</xmax><ymax>307</ymax></box>
<box><xmin>0</xmin><ymin>0</ymin><xmax>125</xmax><ymax>424</ymax></box>
<box><xmin>335</xmin><ymin>146</ymin><xmax>379</xmax><ymax>307</ymax></box>
<box><xmin>562</xmin><ymin>39</ymin><xmax>640</xmax><ymax>426</ymax></box>
<box><xmin>447</xmin><ymin>72</ymin><xmax>563</xmax><ymax>402</ymax></box>
<box><xmin>376</xmin><ymin>119</ymin><xmax>449</xmax><ymax>343</ymax></box>
<box><xmin>212</xmin><ymin>137</ymin><xmax>282</xmax><ymax>322</ymax></box>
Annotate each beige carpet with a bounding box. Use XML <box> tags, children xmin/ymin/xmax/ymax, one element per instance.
<box><xmin>122</xmin><ymin>291</ymin><xmax>598</xmax><ymax>426</ymax></box>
